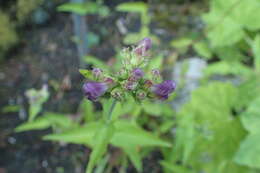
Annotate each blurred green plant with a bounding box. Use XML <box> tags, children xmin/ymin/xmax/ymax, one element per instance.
<box><xmin>116</xmin><ymin>2</ymin><xmax>159</xmax><ymax>45</ymax></box>
<box><xmin>164</xmin><ymin>0</ymin><xmax>260</xmax><ymax>172</ymax></box>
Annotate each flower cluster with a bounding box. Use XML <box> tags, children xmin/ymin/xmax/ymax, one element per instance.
<box><xmin>82</xmin><ymin>38</ymin><xmax>176</xmax><ymax>102</ymax></box>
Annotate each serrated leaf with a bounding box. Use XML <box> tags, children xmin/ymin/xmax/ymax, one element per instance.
<box><xmin>240</xmin><ymin>97</ymin><xmax>260</xmax><ymax>134</ymax></box>
<box><xmin>174</xmin><ymin>82</ymin><xmax>248</xmax><ymax>172</ymax></box>
<box><xmin>202</xmin><ymin>11</ymin><xmax>244</xmax><ymax>47</ymax></box>
<box><xmin>234</xmin><ymin>133</ymin><xmax>260</xmax><ymax>169</ymax></box>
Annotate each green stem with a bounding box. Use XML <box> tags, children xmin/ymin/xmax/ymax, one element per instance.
<box><xmin>107</xmin><ymin>99</ymin><xmax>117</xmax><ymax>123</ymax></box>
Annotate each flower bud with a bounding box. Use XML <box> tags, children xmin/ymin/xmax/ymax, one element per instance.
<box><xmin>123</xmin><ymin>80</ymin><xmax>138</xmax><ymax>91</ymax></box>
<box><xmin>117</xmin><ymin>68</ymin><xmax>128</xmax><ymax>79</ymax></box>
<box><xmin>143</xmin><ymin>80</ymin><xmax>153</xmax><ymax>89</ymax></box>
<box><xmin>134</xmin><ymin>37</ymin><xmax>152</xmax><ymax>56</ymax></box>
<box><xmin>83</xmin><ymin>82</ymin><xmax>107</xmax><ymax>101</ymax></box>
<box><xmin>92</xmin><ymin>68</ymin><xmax>103</xmax><ymax>79</ymax></box>
<box><xmin>151</xmin><ymin>80</ymin><xmax>176</xmax><ymax>100</ymax></box>
<box><xmin>131</xmin><ymin>68</ymin><xmax>144</xmax><ymax>81</ymax></box>
<box><xmin>111</xmin><ymin>88</ymin><xmax>125</xmax><ymax>101</ymax></box>
<box><xmin>151</xmin><ymin>69</ymin><xmax>162</xmax><ymax>82</ymax></box>
<box><xmin>136</xmin><ymin>90</ymin><xmax>147</xmax><ymax>100</ymax></box>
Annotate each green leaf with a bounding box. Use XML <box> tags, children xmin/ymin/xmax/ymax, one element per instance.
<box><xmin>253</xmin><ymin>34</ymin><xmax>260</xmax><ymax>72</ymax></box>
<box><xmin>240</xmin><ymin>97</ymin><xmax>260</xmax><ymax>134</ymax></box>
<box><xmin>79</xmin><ymin>69</ymin><xmax>93</xmax><ymax>79</ymax></box>
<box><xmin>171</xmin><ymin>37</ymin><xmax>192</xmax><ymax>54</ymax></box>
<box><xmin>15</xmin><ymin>112</ymin><xmax>73</xmax><ymax>132</ymax></box>
<box><xmin>193</xmin><ymin>41</ymin><xmax>212</xmax><ymax>59</ymax></box>
<box><xmin>57</xmin><ymin>2</ymin><xmax>99</xmax><ymax>15</ymax></box>
<box><xmin>234</xmin><ymin>133</ymin><xmax>260</xmax><ymax>169</ymax></box>
<box><xmin>116</xmin><ymin>2</ymin><xmax>147</xmax><ymax>14</ymax></box>
<box><xmin>2</xmin><ymin>105</ymin><xmax>20</xmax><ymax>113</ymax></box>
<box><xmin>84</xmin><ymin>55</ymin><xmax>108</xmax><ymax>70</ymax></box>
<box><xmin>15</xmin><ymin>117</ymin><xmax>51</xmax><ymax>132</ymax></box>
<box><xmin>86</xmin><ymin>124</ymin><xmax>115</xmax><ymax>173</ymax></box>
<box><xmin>147</xmin><ymin>55</ymin><xmax>164</xmax><ymax>71</ymax></box>
<box><xmin>202</xmin><ymin>10</ymin><xmax>244</xmax><ymax>47</ymax></box>
<box><xmin>173</xmin><ymin>82</ymin><xmax>248</xmax><ymax>172</ymax></box>
<box><xmin>160</xmin><ymin>161</ymin><xmax>193</xmax><ymax>173</ymax></box>
<box><xmin>229</xmin><ymin>0</ymin><xmax>260</xmax><ymax>31</ymax></box>
<box><xmin>204</xmin><ymin>61</ymin><xmax>252</xmax><ymax>77</ymax></box>
<box><xmin>122</xmin><ymin>145</ymin><xmax>142</xmax><ymax>172</ymax></box>
<box><xmin>79</xmin><ymin>99</ymin><xmax>95</xmax><ymax>122</ymax></box>
<box><xmin>43</xmin><ymin>121</ymin><xmax>102</xmax><ymax>147</ymax></box>
<box><xmin>214</xmin><ymin>46</ymin><xmax>246</xmax><ymax>62</ymax></box>
<box><xmin>111</xmin><ymin>120</ymin><xmax>171</xmax><ymax>147</ymax></box>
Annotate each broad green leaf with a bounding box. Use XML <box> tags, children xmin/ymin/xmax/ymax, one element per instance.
<box><xmin>229</xmin><ymin>0</ymin><xmax>260</xmax><ymax>31</ymax></box>
<box><xmin>111</xmin><ymin>120</ymin><xmax>171</xmax><ymax>147</ymax></box>
<box><xmin>86</xmin><ymin>124</ymin><xmax>114</xmax><ymax>173</ymax></box>
<box><xmin>202</xmin><ymin>10</ymin><xmax>244</xmax><ymax>47</ymax></box>
<box><xmin>193</xmin><ymin>41</ymin><xmax>212</xmax><ymax>59</ymax></box>
<box><xmin>214</xmin><ymin>46</ymin><xmax>246</xmax><ymax>62</ymax></box>
<box><xmin>43</xmin><ymin>121</ymin><xmax>102</xmax><ymax>147</ymax></box>
<box><xmin>204</xmin><ymin>61</ymin><xmax>251</xmax><ymax>77</ymax></box>
<box><xmin>173</xmin><ymin>82</ymin><xmax>248</xmax><ymax>172</ymax></box>
<box><xmin>240</xmin><ymin>97</ymin><xmax>260</xmax><ymax>134</ymax></box>
<box><xmin>234</xmin><ymin>133</ymin><xmax>260</xmax><ymax>169</ymax></box>
<box><xmin>116</xmin><ymin>2</ymin><xmax>147</xmax><ymax>14</ymax></box>
<box><xmin>253</xmin><ymin>34</ymin><xmax>260</xmax><ymax>72</ymax></box>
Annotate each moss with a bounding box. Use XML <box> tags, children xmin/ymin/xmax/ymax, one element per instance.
<box><xmin>16</xmin><ymin>0</ymin><xmax>43</xmax><ymax>23</ymax></box>
<box><xmin>0</xmin><ymin>11</ymin><xmax>18</xmax><ymax>58</ymax></box>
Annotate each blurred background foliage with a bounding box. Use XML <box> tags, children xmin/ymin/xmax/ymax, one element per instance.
<box><xmin>1</xmin><ymin>0</ymin><xmax>260</xmax><ymax>173</ymax></box>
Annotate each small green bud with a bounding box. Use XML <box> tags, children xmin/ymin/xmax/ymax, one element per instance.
<box><xmin>111</xmin><ymin>88</ymin><xmax>125</xmax><ymax>101</ymax></box>
<box><xmin>136</xmin><ymin>90</ymin><xmax>147</xmax><ymax>100</ymax></box>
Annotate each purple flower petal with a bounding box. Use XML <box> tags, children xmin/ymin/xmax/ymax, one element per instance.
<box><xmin>83</xmin><ymin>82</ymin><xmax>108</xmax><ymax>101</ymax></box>
<box><xmin>134</xmin><ymin>37</ymin><xmax>152</xmax><ymax>56</ymax></box>
<box><xmin>132</xmin><ymin>68</ymin><xmax>144</xmax><ymax>80</ymax></box>
<box><xmin>151</xmin><ymin>80</ymin><xmax>176</xmax><ymax>100</ymax></box>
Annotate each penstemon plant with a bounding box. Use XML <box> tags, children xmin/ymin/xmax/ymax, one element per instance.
<box><xmin>80</xmin><ymin>37</ymin><xmax>176</xmax><ymax>173</ymax></box>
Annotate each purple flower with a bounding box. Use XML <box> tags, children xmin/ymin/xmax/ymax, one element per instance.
<box><xmin>131</xmin><ymin>68</ymin><xmax>144</xmax><ymax>80</ymax></box>
<box><xmin>83</xmin><ymin>82</ymin><xmax>108</xmax><ymax>101</ymax></box>
<box><xmin>134</xmin><ymin>37</ymin><xmax>152</xmax><ymax>56</ymax></box>
<box><xmin>151</xmin><ymin>80</ymin><xmax>176</xmax><ymax>100</ymax></box>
